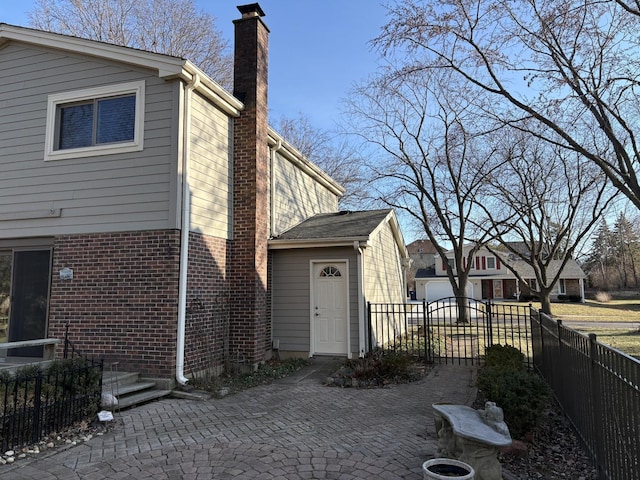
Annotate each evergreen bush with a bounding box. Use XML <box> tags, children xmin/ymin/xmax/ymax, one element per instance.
<box><xmin>477</xmin><ymin>366</ymin><xmax>550</xmax><ymax>439</ymax></box>
<box><xmin>484</xmin><ymin>344</ymin><xmax>525</xmax><ymax>371</ymax></box>
<box><xmin>478</xmin><ymin>344</ymin><xmax>549</xmax><ymax>438</ymax></box>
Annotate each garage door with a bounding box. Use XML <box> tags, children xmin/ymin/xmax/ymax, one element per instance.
<box><xmin>424</xmin><ymin>280</ymin><xmax>473</xmax><ymax>302</ymax></box>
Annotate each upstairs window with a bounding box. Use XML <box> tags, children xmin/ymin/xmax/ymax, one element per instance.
<box><xmin>486</xmin><ymin>256</ymin><xmax>496</xmax><ymax>269</ymax></box>
<box><xmin>45</xmin><ymin>81</ymin><xmax>145</xmax><ymax>160</ymax></box>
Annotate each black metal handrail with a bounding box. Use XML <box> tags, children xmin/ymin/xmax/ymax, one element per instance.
<box><xmin>63</xmin><ymin>321</ymin><xmax>81</xmax><ymax>359</ymax></box>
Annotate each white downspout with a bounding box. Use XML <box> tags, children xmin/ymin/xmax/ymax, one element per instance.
<box><xmin>176</xmin><ymin>73</ymin><xmax>201</xmax><ymax>385</ymax></box>
<box><xmin>354</xmin><ymin>241</ymin><xmax>366</xmax><ymax>357</ymax></box>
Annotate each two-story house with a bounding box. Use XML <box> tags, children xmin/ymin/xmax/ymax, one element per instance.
<box><xmin>0</xmin><ymin>4</ymin><xmax>409</xmax><ymax>383</ymax></box>
<box><xmin>415</xmin><ymin>244</ymin><xmax>585</xmax><ymax>302</ymax></box>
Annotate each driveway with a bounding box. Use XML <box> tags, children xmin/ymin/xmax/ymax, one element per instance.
<box><xmin>1</xmin><ymin>359</ymin><xmax>477</xmax><ymax>480</ymax></box>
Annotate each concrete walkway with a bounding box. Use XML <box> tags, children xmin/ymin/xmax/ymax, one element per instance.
<box><xmin>1</xmin><ymin>360</ymin><xmax>477</xmax><ymax>480</ymax></box>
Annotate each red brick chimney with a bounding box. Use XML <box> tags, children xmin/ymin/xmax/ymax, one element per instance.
<box><xmin>230</xmin><ymin>3</ymin><xmax>270</xmax><ymax>368</ymax></box>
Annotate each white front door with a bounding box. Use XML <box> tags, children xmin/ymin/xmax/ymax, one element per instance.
<box><xmin>312</xmin><ymin>262</ymin><xmax>348</xmax><ymax>355</ymax></box>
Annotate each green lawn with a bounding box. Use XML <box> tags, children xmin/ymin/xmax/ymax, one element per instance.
<box><xmin>572</xmin><ymin>327</ymin><xmax>640</xmax><ymax>359</ymax></box>
<box><xmin>506</xmin><ymin>299</ymin><xmax>640</xmax><ymax>322</ymax></box>
<box><xmin>502</xmin><ymin>299</ymin><xmax>640</xmax><ymax>358</ymax></box>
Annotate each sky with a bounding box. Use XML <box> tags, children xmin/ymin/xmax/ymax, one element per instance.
<box><xmin>1</xmin><ymin>0</ymin><xmax>390</xmax><ymax>133</ymax></box>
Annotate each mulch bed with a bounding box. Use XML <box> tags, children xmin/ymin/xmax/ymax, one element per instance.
<box><xmin>499</xmin><ymin>399</ymin><xmax>598</xmax><ymax>479</ymax></box>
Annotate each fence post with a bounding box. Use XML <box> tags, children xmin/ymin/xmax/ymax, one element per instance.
<box><xmin>555</xmin><ymin>319</ymin><xmax>564</xmax><ymax>394</ymax></box>
<box><xmin>589</xmin><ymin>333</ymin><xmax>607</xmax><ymax>480</ymax></box>
<box><xmin>423</xmin><ymin>299</ymin><xmax>430</xmax><ymax>363</ymax></box>
<box><xmin>486</xmin><ymin>301</ymin><xmax>493</xmax><ymax>348</ymax></box>
<box><xmin>31</xmin><ymin>372</ymin><xmax>43</xmax><ymax>445</ymax></box>
<box><xmin>367</xmin><ymin>302</ymin><xmax>372</xmax><ymax>354</ymax></box>
<box><xmin>536</xmin><ymin>305</ymin><xmax>544</xmax><ymax>371</ymax></box>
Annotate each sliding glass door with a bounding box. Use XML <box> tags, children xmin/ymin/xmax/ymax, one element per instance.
<box><xmin>0</xmin><ymin>253</ymin><xmax>10</xmax><ymax>343</ymax></box>
<box><xmin>5</xmin><ymin>250</ymin><xmax>52</xmax><ymax>357</ymax></box>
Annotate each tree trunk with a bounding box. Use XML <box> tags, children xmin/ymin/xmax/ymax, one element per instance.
<box><xmin>453</xmin><ymin>283</ymin><xmax>469</xmax><ymax>324</ymax></box>
<box><xmin>539</xmin><ymin>291</ymin><xmax>553</xmax><ymax>315</ymax></box>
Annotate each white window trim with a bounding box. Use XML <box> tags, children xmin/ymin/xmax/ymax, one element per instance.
<box><xmin>486</xmin><ymin>256</ymin><xmax>496</xmax><ymax>270</ymax></box>
<box><xmin>559</xmin><ymin>279</ymin><xmax>566</xmax><ymax>294</ymax></box>
<box><xmin>446</xmin><ymin>258</ymin><xmax>455</xmax><ymax>272</ymax></box>
<box><xmin>44</xmin><ymin>81</ymin><xmax>145</xmax><ymax>161</ymax></box>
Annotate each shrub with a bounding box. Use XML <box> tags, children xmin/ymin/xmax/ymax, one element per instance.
<box><xmin>519</xmin><ymin>293</ymin><xmax>540</xmax><ymax>302</ymax></box>
<box><xmin>378</xmin><ymin>350</ymin><xmax>414</xmax><ymax>378</ymax></box>
<box><xmin>484</xmin><ymin>344</ymin><xmax>525</xmax><ymax>371</ymax></box>
<box><xmin>339</xmin><ymin>349</ymin><xmax>419</xmax><ymax>385</ymax></box>
<box><xmin>594</xmin><ymin>291</ymin><xmax>612</xmax><ymax>303</ymax></box>
<box><xmin>557</xmin><ymin>294</ymin><xmax>582</xmax><ymax>303</ymax></box>
<box><xmin>476</xmin><ymin>367</ymin><xmax>550</xmax><ymax>439</ymax></box>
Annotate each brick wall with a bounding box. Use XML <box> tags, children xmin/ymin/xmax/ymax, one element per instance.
<box><xmin>48</xmin><ymin>230</ymin><xmax>180</xmax><ymax>377</ymax></box>
<box><xmin>230</xmin><ymin>5</ymin><xmax>271</xmax><ymax>367</ymax></box>
<box><xmin>183</xmin><ymin>232</ymin><xmax>230</xmax><ymax>375</ymax></box>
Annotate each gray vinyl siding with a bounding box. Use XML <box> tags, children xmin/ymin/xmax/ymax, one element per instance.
<box><xmin>0</xmin><ymin>42</ymin><xmax>177</xmax><ymax>238</ymax></box>
<box><xmin>271</xmin><ymin>150</ymin><xmax>339</xmax><ymax>236</ymax></box>
<box><xmin>364</xmin><ymin>222</ymin><xmax>407</xmax><ymax>350</ymax></box>
<box><xmin>189</xmin><ymin>93</ymin><xmax>233</xmax><ymax>239</ymax></box>
<box><xmin>364</xmin><ymin>222</ymin><xmax>406</xmax><ymax>304</ymax></box>
<box><xmin>271</xmin><ymin>247</ymin><xmax>359</xmax><ymax>355</ymax></box>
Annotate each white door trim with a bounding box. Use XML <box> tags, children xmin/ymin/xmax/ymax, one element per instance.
<box><xmin>309</xmin><ymin>260</ymin><xmax>350</xmax><ymax>358</ymax></box>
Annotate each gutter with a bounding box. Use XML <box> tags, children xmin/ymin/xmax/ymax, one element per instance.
<box><xmin>268</xmin><ymin>129</ymin><xmax>344</xmax><ymax>197</ymax></box>
<box><xmin>354</xmin><ymin>241</ymin><xmax>367</xmax><ymax>357</ymax></box>
<box><xmin>175</xmin><ymin>73</ymin><xmax>201</xmax><ymax>385</ymax></box>
<box><xmin>269</xmin><ymin>237</ymin><xmax>370</xmax><ymax>250</ymax></box>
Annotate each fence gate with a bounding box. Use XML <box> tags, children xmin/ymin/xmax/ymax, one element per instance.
<box><xmin>367</xmin><ymin>298</ymin><xmax>532</xmax><ymax>367</ymax></box>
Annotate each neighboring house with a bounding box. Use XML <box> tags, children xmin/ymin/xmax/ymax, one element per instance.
<box><xmin>0</xmin><ymin>4</ymin><xmax>409</xmax><ymax>382</ymax></box>
<box><xmin>406</xmin><ymin>239</ymin><xmax>437</xmax><ymax>294</ymax></box>
<box><xmin>415</xmin><ymin>244</ymin><xmax>586</xmax><ymax>302</ymax></box>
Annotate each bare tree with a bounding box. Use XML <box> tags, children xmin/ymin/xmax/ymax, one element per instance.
<box><xmin>346</xmin><ymin>69</ymin><xmax>494</xmax><ymax>322</ymax></box>
<box><xmin>29</xmin><ymin>0</ymin><xmax>232</xmax><ymax>88</ymax></box>
<box><xmin>478</xmin><ymin>129</ymin><xmax>616</xmax><ymax>313</ymax></box>
<box><xmin>376</xmin><ymin>0</ymin><xmax>640</xmax><ymax>211</ymax></box>
<box><xmin>274</xmin><ymin>114</ymin><xmax>368</xmax><ymax>209</ymax></box>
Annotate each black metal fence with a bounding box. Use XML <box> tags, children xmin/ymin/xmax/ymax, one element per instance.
<box><xmin>367</xmin><ymin>298</ymin><xmax>532</xmax><ymax>367</ymax></box>
<box><xmin>0</xmin><ymin>357</ymin><xmax>103</xmax><ymax>451</ymax></box>
<box><xmin>531</xmin><ymin>310</ymin><xmax>640</xmax><ymax>480</ymax></box>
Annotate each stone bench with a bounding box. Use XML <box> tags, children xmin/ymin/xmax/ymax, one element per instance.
<box><xmin>0</xmin><ymin>338</ymin><xmax>61</xmax><ymax>361</ymax></box>
<box><xmin>432</xmin><ymin>402</ymin><xmax>512</xmax><ymax>480</ymax></box>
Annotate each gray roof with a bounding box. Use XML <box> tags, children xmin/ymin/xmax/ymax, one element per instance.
<box><xmin>507</xmin><ymin>258</ymin><xmax>586</xmax><ymax>279</ymax></box>
<box><xmin>274</xmin><ymin>210</ymin><xmax>393</xmax><ymax>241</ymax></box>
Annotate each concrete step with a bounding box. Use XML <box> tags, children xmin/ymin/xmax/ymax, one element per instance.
<box><xmin>101</xmin><ymin>370</ymin><xmax>172</xmax><ymax>410</ymax></box>
<box><xmin>102</xmin><ymin>371</ymin><xmax>141</xmax><ymax>388</ymax></box>
<box><xmin>116</xmin><ymin>388</ymin><xmax>172</xmax><ymax>410</ymax></box>
<box><xmin>103</xmin><ymin>380</ymin><xmax>157</xmax><ymax>397</ymax></box>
